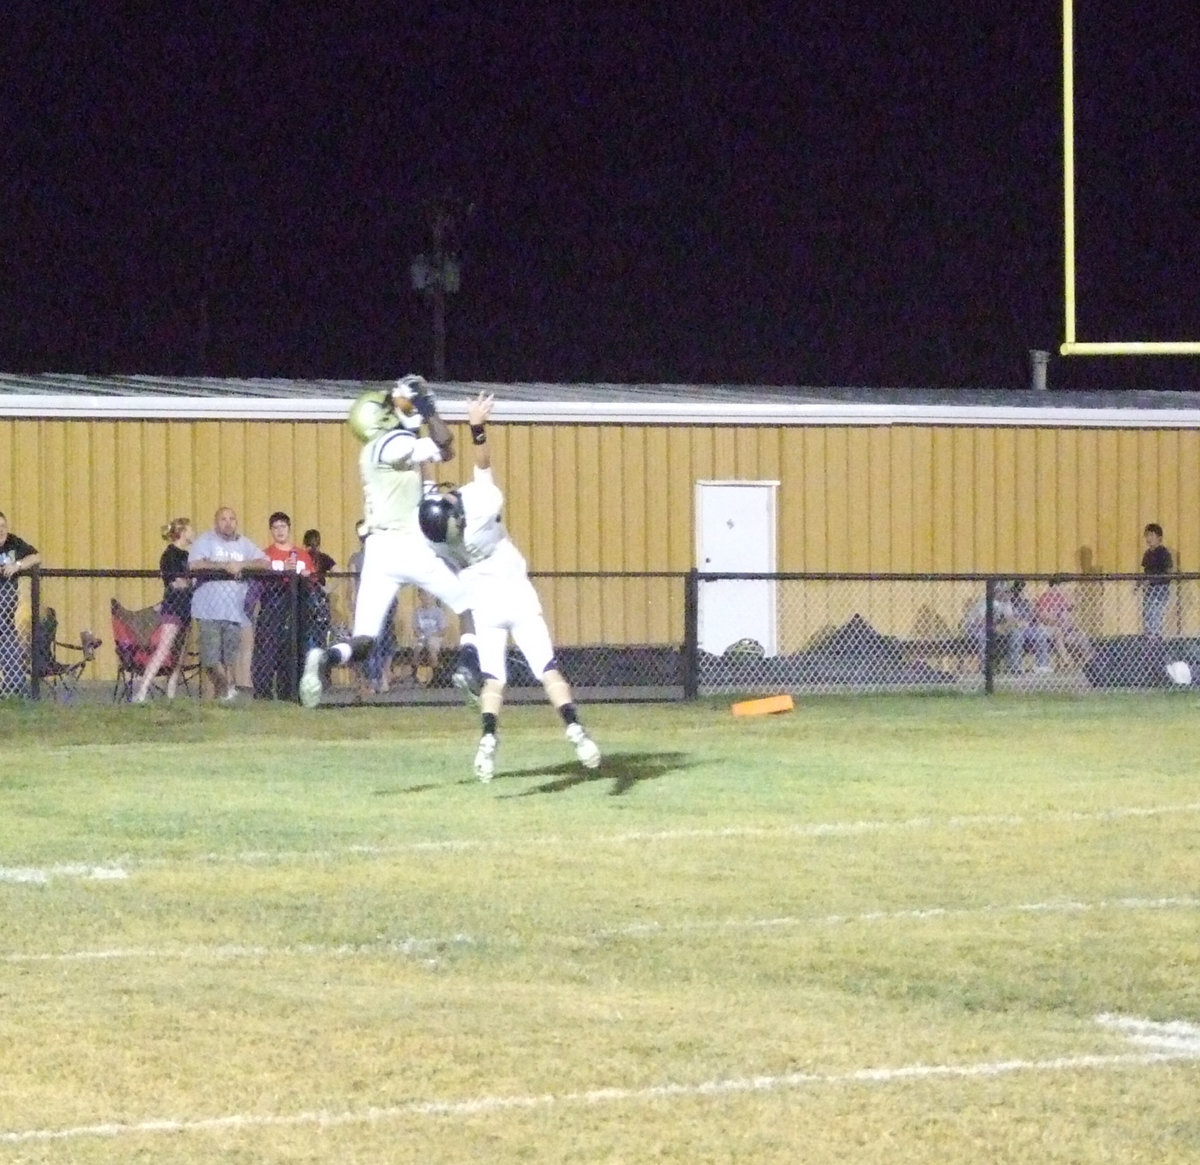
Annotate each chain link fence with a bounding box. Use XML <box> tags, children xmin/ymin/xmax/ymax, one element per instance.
<box><xmin>693</xmin><ymin>573</ymin><xmax>1200</xmax><ymax>695</ymax></box>
<box><xmin>6</xmin><ymin>569</ymin><xmax>1200</xmax><ymax>703</ymax></box>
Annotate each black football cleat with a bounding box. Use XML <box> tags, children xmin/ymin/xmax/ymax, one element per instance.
<box><xmin>451</xmin><ymin>644</ymin><xmax>483</xmax><ymax>706</ymax></box>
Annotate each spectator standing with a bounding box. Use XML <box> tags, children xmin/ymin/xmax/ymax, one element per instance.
<box><xmin>411</xmin><ymin>589</ymin><xmax>447</xmax><ymax>684</ymax></box>
<box><xmin>1140</xmin><ymin>523</ymin><xmax>1173</xmax><ymax>638</ymax></box>
<box><xmin>132</xmin><ymin>517</ymin><xmax>195</xmax><ymax>702</ymax></box>
<box><xmin>0</xmin><ymin>512</ymin><xmax>41</xmax><ymax>696</ymax></box>
<box><xmin>302</xmin><ymin>528</ymin><xmax>336</xmax><ymax>650</ymax></box>
<box><xmin>252</xmin><ymin>512</ymin><xmax>316</xmax><ymax>699</ymax></box>
<box><xmin>188</xmin><ymin>506</ymin><xmax>268</xmax><ymax>700</ymax></box>
<box><xmin>303</xmin><ymin>528</ymin><xmax>336</xmax><ymax>585</ymax></box>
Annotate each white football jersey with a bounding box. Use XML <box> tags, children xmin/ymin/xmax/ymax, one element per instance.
<box><xmin>438</xmin><ymin>466</ymin><xmax>509</xmax><ymax>568</ymax></box>
<box><xmin>360</xmin><ymin>430</ymin><xmax>443</xmax><ymax>536</ymax></box>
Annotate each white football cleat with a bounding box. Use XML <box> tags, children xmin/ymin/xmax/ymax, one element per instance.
<box><xmin>474</xmin><ymin>733</ymin><xmax>497</xmax><ymax>782</ymax></box>
<box><xmin>299</xmin><ymin>648</ymin><xmax>328</xmax><ymax>709</ymax></box>
<box><xmin>566</xmin><ymin>723</ymin><xmax>601</xmax><ymax>769</ymax></box>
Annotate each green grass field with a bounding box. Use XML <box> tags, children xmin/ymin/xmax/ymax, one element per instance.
<box><xmin>1</xmin><ymin>694</ymin><xmax>1198</xmax><ymax>1164</ymax></box>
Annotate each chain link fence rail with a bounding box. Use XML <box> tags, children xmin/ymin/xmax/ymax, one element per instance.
<box><xmin>7</xmin><ymin>569</ymin><xmax>1200</xmax><ymax>703</ymax></box>
<box><xmin>692</xmin><ymin>572</ymin><xmax>1200</xmax><ymax>696</ymax></box>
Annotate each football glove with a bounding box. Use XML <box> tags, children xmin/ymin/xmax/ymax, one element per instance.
<box><xmin>396</xmin><ymin>374</ymin><xmax>437</xmax><ymax>421</ymax></box>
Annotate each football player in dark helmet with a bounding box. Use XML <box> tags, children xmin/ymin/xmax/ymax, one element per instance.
<box><xmin>420</xmin><ymin>391</ymin><xmax>600</xmax><ymax>781</ymax></box>
<box><xmin>298</xmin><ymin>375</ymin><xmax>483</xmax><ymax>708</ymax></box>
<box><xmin>417</xmin><ymin>490</ymin><xmax>465</xmax><ymax>549</ymax></box>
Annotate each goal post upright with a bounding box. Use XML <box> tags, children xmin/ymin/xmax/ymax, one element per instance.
<box><xmin>1059</xmin><ymin>0</ymin><xmax>1200</xmax><ymax>358</ymax></box>
<box><xmin>1063</xmin><ymin>0</ymin><xmax>1077</xmax><ymax>349</ymax></box>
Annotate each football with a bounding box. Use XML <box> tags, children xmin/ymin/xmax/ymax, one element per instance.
<box><xmin>1165</xmin><ymin>660</ymin><xmax>1192</xmax><ymax>686</ymax></box>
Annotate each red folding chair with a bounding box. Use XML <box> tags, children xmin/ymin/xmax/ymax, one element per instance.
<box><xmin>110</xmin><ymin>598</ymin><xmax>197</xmax><ymax>702</ymax></box>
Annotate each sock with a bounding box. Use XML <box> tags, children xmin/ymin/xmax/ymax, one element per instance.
<box><xmin>482</xmin><ymin>712</ymin><xmax>498</xmax><ymax>736</ymax></box>
<box><xmin>557</xmin><ymin>703</ymin><xmax>579</xmax><ymax>727</ymax></box>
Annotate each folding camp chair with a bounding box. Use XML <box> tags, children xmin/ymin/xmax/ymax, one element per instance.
<box><xmin>110</xmin><ymin>598</ymin><xmax>198</xmax><ymax>702</ymax></box>
<box><xmin>32</xmin><ymin>607</ymin><xmax>102</xmax><ymax>701</ymax></box>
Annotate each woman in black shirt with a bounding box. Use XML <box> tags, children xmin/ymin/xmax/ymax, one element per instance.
<box><xmin>132</xmin><ymin>517</ymin><xmax>196</xmax><ymax>702</ymax></box>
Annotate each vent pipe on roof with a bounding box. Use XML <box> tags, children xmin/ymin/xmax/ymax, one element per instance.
<box><xmin>1029</xmin><ymin>349</ymin><xmax>1051</xmax><ymax>392</ymax></box>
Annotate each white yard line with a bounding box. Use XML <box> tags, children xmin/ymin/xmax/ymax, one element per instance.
<box><xmin>4</xmin><ymin>800</ymin><xmax>1197</xmax><ymax>884</ymax></box>
<box><xmin>3</xmin><ymin>1015</ymin><xmax>1197</xmax><ymax>1145</ymax></box>
<box><xmin>0</xmin><ymin>864</ymin><xmax>128</xmax><ymax>884</ymax></box>
<box><xmin>0</xmin><ymin>936</ymin><xmax>474</xmax><ymax>963</ymax></box>
<box><xmin>3</xmin><ymin>896</ymin><xmax>1195</xmax><ymax>965</ymax></box>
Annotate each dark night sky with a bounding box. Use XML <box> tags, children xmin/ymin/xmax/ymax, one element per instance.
<box><xmin>3</xmin><ymin>2</ymin><xmax>1199</xmax><ymax>391</ymax></box>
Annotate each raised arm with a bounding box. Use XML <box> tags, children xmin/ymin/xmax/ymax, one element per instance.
<box><xmin>467</xmin><ymin>391</ymin><xmax>495</xmax><ymax>471</ymax></box>
<box><xmin>399</xmin><ymin>376</ymin><xmax>454</xmax><ymax>461</ymax></box>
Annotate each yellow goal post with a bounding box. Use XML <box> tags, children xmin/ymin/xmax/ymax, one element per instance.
<box><xmin>1061</xmin><ymin>0</ymin><xmax>1200</xmax><ymax>356</ymax></box>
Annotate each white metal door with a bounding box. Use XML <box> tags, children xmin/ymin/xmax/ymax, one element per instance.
<box><xmin>695</xmin><ymin>481</ymin><xmax>778</xmax><ymax>655</ymax></box>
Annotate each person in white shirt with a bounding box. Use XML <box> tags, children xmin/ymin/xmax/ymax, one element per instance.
<box><xmin>418</xmin><ymin>391</ymin><xmax>600</xmax><ymax>782</ymax></box>
<box><xmin>188</xmin><ymin>506</ymin><xmax>270</xmax><ymax>700</ymax></box>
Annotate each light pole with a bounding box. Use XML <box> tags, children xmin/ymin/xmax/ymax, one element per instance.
<box><xmin>410</xmin><ymin>198</ymin><xmax>464</xmax><ymax>380</ymax></box>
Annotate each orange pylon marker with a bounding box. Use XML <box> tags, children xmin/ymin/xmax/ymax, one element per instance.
<box><xmin>731</xmin><ymin>693</ymin><xmax>794</xmax><ymax>717</ymax></box>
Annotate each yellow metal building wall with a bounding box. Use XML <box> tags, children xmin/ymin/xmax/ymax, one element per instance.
<box><xmin>489</xmin><ymin>422</ymin><xmax>1199</xmax><ymax>571</ymax></box>
<box><xmin>2</xmin><ymin>417</ymin><xmax>1199</xmax><ymax>668</ymax></box>
<box><xmin>483</xmin><ymin>421</ymin><xmax>1200</xmax><ymax>649</ymax></box>
<box><xmin>0</xmin><ymin>418</ymin><xmax>371</xmax><ymax>675</ymax></box>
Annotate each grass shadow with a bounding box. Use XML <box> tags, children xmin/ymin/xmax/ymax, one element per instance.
<box><xmin>387</xmin><ymin>751</ymin><xmax>694</xmax><ymax>797</ymax></box>
<box><xmin>501</xmin><ymin>751</ymin><xmax>694</xmax><ymax>798</ymax></box>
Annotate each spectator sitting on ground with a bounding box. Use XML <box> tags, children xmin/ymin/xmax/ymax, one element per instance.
<box><xmin>1006</xmin><ymin>579</ymin><xmax>1052</xmax><ymax>673</ymax></box>
<box><xmin>1034</xmin><ymin>576</ymin><xmax>1092</xmax><ymax>667</ymax></box>
<box><xmin>961</xmin><ymin>582</ymin><xmax>1015</xmax><ymax>672</ymax></box>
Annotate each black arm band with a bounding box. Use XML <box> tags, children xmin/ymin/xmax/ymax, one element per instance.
<box><xmin>470</xmin><ymin>424</ymin><xmax>487</xmax><ymax>445</ymax></box>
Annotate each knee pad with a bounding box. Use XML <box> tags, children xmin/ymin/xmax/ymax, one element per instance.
<box><xmin>542</xmin><ymin>668</ymin><xmax>573</xmax><ymax>709</ymax></box>
<box><xmin>481</xmin><ymin>677</ymin><xmax>505</xmax><ymax>714</ymax></box>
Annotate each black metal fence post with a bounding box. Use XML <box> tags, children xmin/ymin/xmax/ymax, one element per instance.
<box><xmin>287</xmin><ymin>572</ymin><xmax>300</xmax><ymax>700</ymax></box>
<box><xmin>28</xmin><ymin>569</ymin><xmax>41</xmax><ymax>701</ymax></box>
<box><xmin>683</xmin><ymin>568</ymin><xmax>699</xmax><ymax>700</ymax></box>
<box><xmin>983</xmin><ymin>577</ymin><xmax>996</xmax><ymax>696</ymax></box>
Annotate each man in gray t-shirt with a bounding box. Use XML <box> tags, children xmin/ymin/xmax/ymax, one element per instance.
<box><xmin>188</xmin><ymin>506</ymin><xmax>268</xmax><ymax>699</ymax></box>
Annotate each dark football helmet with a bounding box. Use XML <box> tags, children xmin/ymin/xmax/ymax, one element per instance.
<box><xmin>418</xmin><ymin>490</ymin><xmax>464</xmax><ymax>543</ymax></box>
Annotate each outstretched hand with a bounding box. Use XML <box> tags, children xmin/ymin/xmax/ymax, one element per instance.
<box><xmin>467</xmin><ymin>391</ymin><xmax>494</xmax><ymax>426</ymax></box>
